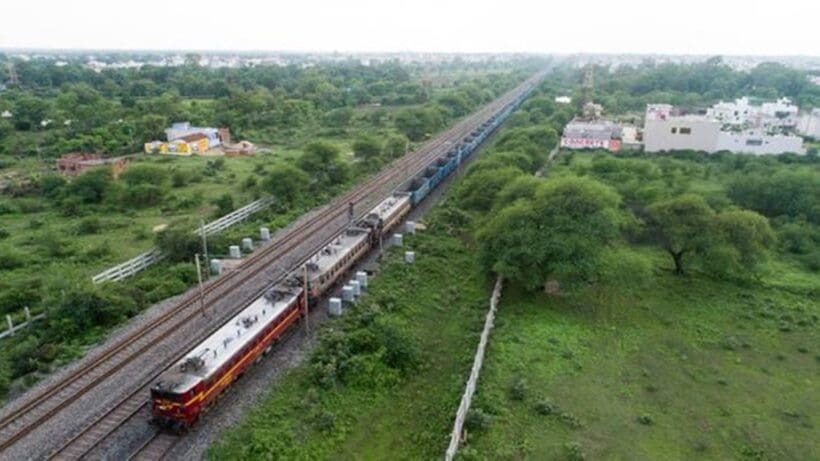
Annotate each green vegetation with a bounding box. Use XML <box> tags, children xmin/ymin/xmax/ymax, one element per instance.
<box><xmin>470</xmin><ymin>271</ymin><xmax>818</xmax><ymax>460</ymax></box>
<box><xmin>445</xmin><ymin>98</ymin><xmax>819</xmax><ymax>459</ymax></box>
<box><xmin>0</xmin><ymin>59</ymin><xmax>533</xmax><ymax>403</ymax></box>
<box><xmin>209</xmin><ymin>217</ymin><xmax>491</xmax><ymax>460</ymax></box>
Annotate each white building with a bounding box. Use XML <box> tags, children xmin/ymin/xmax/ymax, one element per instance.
<box><xmin>643</xmin><ymin>104</ymin><xmax>805</xmax><ymax>155</ymax></box>
<box><xmin>716</xmin><ymin>129</ymin><xmax>805</xmax><ymax>155</ymax></box>
<box><xmin>798</xmin><ymin>108</ymin><xmax>820</xmax><ymax>138</ymax></box>
<box><xmin>554</xmin><ymin>96</ymin><xmax>572</xmax><ymax>104</ymax></box>
<box><xmin>644</xmin><ymin>104</ymin><xmax>722</xmax><ymax>153</ymax></box>
<box><xmin>706</xmin><ymin>97</ymin><xmax>799</xmax><ymax>130</ymax></box>
<box><xmin>560</xmin><ymin>118</ymin><xmax>622</xmax><ymax>151</ymax></box>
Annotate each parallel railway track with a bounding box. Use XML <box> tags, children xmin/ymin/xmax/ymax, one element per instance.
<box><xmin>0</xmin><ymin>72</ymin><xmax>544</xmax><ymax>459</ymax></box>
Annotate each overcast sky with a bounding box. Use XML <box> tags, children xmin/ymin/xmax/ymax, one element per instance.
<box><xmin>2</xmin><ymin>0</ymin><xmax>818</xmax><ymax>56</ymax></box>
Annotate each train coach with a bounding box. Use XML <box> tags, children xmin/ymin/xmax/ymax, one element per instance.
<box><xmin>304</xmin><ymin>192</ymin><xmax>411</xmax><ymax>300</ymax></box>
<box><xmin>149</xmin><ymin>80</ymin><xmax>536</xmax><ymax>431</ymax></box>
<box><xmin>151</xmin><ymin>281</ymin><xmax>304</xmax><ymax>430</ymax></box>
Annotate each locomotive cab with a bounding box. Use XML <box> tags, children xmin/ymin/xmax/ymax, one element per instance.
<box><xmin>150</xmin><ymin>385</ymin><xmax>196</xmax><ymax>431</ymax></box>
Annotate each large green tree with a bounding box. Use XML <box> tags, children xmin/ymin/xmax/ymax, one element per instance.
<box><xmin>477</xmin><ymin>177</ymin><xmax>622</xmax><ymax>288</ymax></box>
<box><xmin>647</xmin><ymin>194</ymin><xmax>716</xmax><ymax>275</ymax></box>
<box><xmin>262</xmin><ymin>163</ymin><xmax>310</xmax><ymax>207</ymax></box>
<box><xmin>296</xmin><ymin>141</ymin><xmax>349</xmax><ymax>188</ymax></box>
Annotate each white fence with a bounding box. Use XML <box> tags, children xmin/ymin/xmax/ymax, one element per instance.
<box><xmin>92</xmin><ymin>248</ymin><xmax>166</xmax><ymax>284</ymax></box>
<box><xmin>200</xmin><ymin>196</ymin><xmax>275</xmax><ymax>236</ymax></box>
<box><xmin>445</xmin><ymin>276</ymin><xmax>503</xmax><ymax>461</ymax></box>
<box><xmin>1</xmin><ymin>308</ymin><xmax>47</xmax><ymax>340</ymax></box>
<box><xmin>91</xmin><ymin>196</ymin><xmax>275</xmax><ymax>284</ymax></box>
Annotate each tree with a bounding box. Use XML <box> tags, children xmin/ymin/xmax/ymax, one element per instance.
<box><xmin>68</xmin><ymin>169</ymin><xmax>112</xmax><ymax>204</ymax></box>
<box><xmin>394</xmin><ymin>107</ymin><xmax>445</xmax><ymax>141</ymax></box>
<box><xmin>477</xmin><ymin>177</ymin><xmax>622</xmax><ymax>288</ymax></box>
<box><xmin>155</xmin><ymin>226</ymin><xmax>201</xmax><ymax>263</ymax></box>
<box><xmin>324</xmin><ymin>107</ymin><xmax>354</xmax><ymax>128</ymax></box>
<box><xmin>711</xmin><ymin>209</ymin><xmax>775</xmax><ymax>275</ymax></box>
<box><xmin>647</xmin><ymin>194</ymin><xmax>715</xmax><ymax>275</ymax></box>
<box><xmin>212</xmin><ymin>193</ymin><xmax>234</xmax><ymax>216</ymax></box>
<box><xmin>262</xmin><ymin>163</ymin><xmax>309</xmax><ymax>207</ymax></box>
<box><xmin>352</xmin><ymin>136</ymin><xmax>382</xmax><ymax>160</ymax></box>
<box><xmin>297</xmin><ymin>141</ymin><xmax>349</xmax><ymax>187</ymax></box>
<box><xmin>383</xmin><ymin>135</ymin><xmax>408</xmax><ymax>158</ymax></box>
<box><xmin>456</xmin><ymin>166</ymin><xmax>525</xmax><ymax>211</ymax></box>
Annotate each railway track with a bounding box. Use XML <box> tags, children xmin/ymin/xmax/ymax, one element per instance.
<box><xmin>0</xmin><ymin>72</ymin><xmax>544</xmax><ymax>459</ymax></box>
<box><xmin>127</xmin><ymin>432</ymin><xmax>179</xmax><ymax>461</ymax></box>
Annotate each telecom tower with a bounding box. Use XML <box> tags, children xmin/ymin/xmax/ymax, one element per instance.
<box><xmin>6</xmin><ymin>63</ymin><xmax>19</xmax><ymax>87</ymax></box>
<box><xmin>580</xmin><ymin>64</ymin><xmax>601</xmax><ymax>120</ymax></box>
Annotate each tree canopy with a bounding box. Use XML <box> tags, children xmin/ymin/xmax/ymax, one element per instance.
<box><xmin>477</xmin><ymin>176</ymin><xmax>622</xmax><ymax>288</ymax></box>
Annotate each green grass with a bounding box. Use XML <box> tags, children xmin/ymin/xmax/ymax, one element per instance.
<box><xmin>466</xmin><ymin>247</ymin><xmax>819</xmax><ymax>461</ymax></box>
<box><xmin>209</xmin><ymin>223</ymin><xmax>494</xmax><ymax>460</ymax></box>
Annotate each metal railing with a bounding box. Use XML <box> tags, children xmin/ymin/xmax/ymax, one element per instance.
<box><xmin>91</xmin><ymin>197</ymin><xmax>275</xmax><ymax>284</ymax></box>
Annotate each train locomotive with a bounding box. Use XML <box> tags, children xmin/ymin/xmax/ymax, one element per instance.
<box><xmin>150</xmin><ymin>82</ymin><xmax>535</xmax><ymax>430</ymax></box>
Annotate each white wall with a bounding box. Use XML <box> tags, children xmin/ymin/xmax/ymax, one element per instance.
<box><xmin>643</xmin><ymin>118</ymin><xmax>721</xmax><ymax>152</ymax></box>
<box><xmin>717</xmin><ymin>131</ymin><xmax>806</xmax><ymax>155</ymax></box>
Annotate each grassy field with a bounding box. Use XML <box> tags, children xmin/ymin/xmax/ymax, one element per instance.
<box><xmin>465</xmin><ymin>247</ymin><xmax>819</xmax><ymax>461</ymax></box>
<box><xmin>209</xmin><ymin>220</ymin><xmax>495</xmax><ymax>460</ymax></box>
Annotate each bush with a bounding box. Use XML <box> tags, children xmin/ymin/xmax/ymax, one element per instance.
<box><xmin>69</xmin><ymin>169</ymin><xmax>112</xmax><ymax>204</ymax></box>
<box><xmin>464</xmin><ymin>408</ymin><xmax>492</xmax><ymax>432</ymax></box>
<box><xmin>120</xmin><ymin>184</ymin><xmax>165</xmax><ymax>208</ymax></box>
<box><xmin>39</xmin><ymin>174</ymin><xmax>66</xmax><ymax>198</ymax></box>
<box><xmin>0</xmin><ymin>249</ymin><xmax>26</xmax><ymax>271</ymax></box>
<box><xmin>212</xmin><ymin>193</ymin><xmax>235</xmax><ymax>217</ymax></box>
<box><xmin>535</xmin><ymin>399</ymin><xmax>559</xmax><ymax>415</ymax></box>
<box><xmin>565</xmin><ymin>442</ymin><xmax>586</xmax><ymax>461</ymax></box>
<box><xmin>155</xmin><ymin>226</ymin><xmax>202</xmax><ymax>263</ymax></box>
<box><xmin>509</xmin><ymin>377</ymin><xmax>527</xmax><ymax>401</ymax></box>
<box><xmin>121</xmin><ymin>165</ymin><xmax>169</xmax><ymax>186</ymax></box>
<box><xmin>75</xmin><ymin>216</ymin><xmax>103</xmax><ymax>235</ymax></box>
<box><xmin>171</xmin><ymin>170</ymin><xmax>190</xmax><ymax>188</ymax></box>
<box><xmin>352</xmin><ymin>136</ymin><xmax>382</xmax><ymax>160</ymax></box>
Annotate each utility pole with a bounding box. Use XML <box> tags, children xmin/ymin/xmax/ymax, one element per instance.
<box><xmin>195</xmin><ymin>253</ymin><xmax>208</xmax><ymax>318</ymax></box>
<box><xmin>200</xmin><ymin>219</ymin><xmax>209</xmax><ymax>280</ymax></box>
<box><xmin>302</xmin><ymin>264</ymin><xmax>310</xmax><ymax>335</ymax></box>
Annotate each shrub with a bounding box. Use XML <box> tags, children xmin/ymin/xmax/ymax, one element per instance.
<box><xmin>464</xmin><ymin>408</ymin><xmax>491</xmax><ymax>432</ymax></box>
<box><xmin>637</xmin><ymin>414</ymin><xmax>654</xmax><ymax>425</ymax></box>
<box><xmin>39</xmin><ymin>174</ymin><xmax>67</xmax><ymax>198</ymax></box>
<box><xmin>171</xmin><ymin>170</ymin><xmax>190</xmax><ymax>188</ymax></box>
<box><xmin>565</xmin><ymin>442</ymin><xmax>586</xmax><ymax>461</ymax></box>
<box><xmin>212</xmin><ymin>193</ymin><xmax>234</xmax><ymax>217</ymax></box>
<box><xmin>75</xmin><ymin>216</ymin><xmax>103</xmax><ymax>235</ymax></box>
<box><xmin>535</xmin><ymin>399</ymin><xmax>559</xmax><ymax>415</ymax></box>
<box><xmin>121</xmin><ymin>165</ymin><xmax>169</xmax><ymax>186</ymax></box>
<box><xmin>0</xmin><ymin>249</ymin><xmax>26</xmax><ymax>271</ymax></box>
<box><xmin>120</xmin><ymin>184</ymin><xmax>165</xmax><ymax>208</ymax></box>
<box><xmin>509</xmin><ymin>377</ymin><xmax>527</xmax><ymax>401</ymax></box>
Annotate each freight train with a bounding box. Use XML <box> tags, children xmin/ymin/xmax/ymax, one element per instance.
<box><xmin>149</xmin><ymin>83</ymin><xmax>534</xmax><ymax>430</ymax></box>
